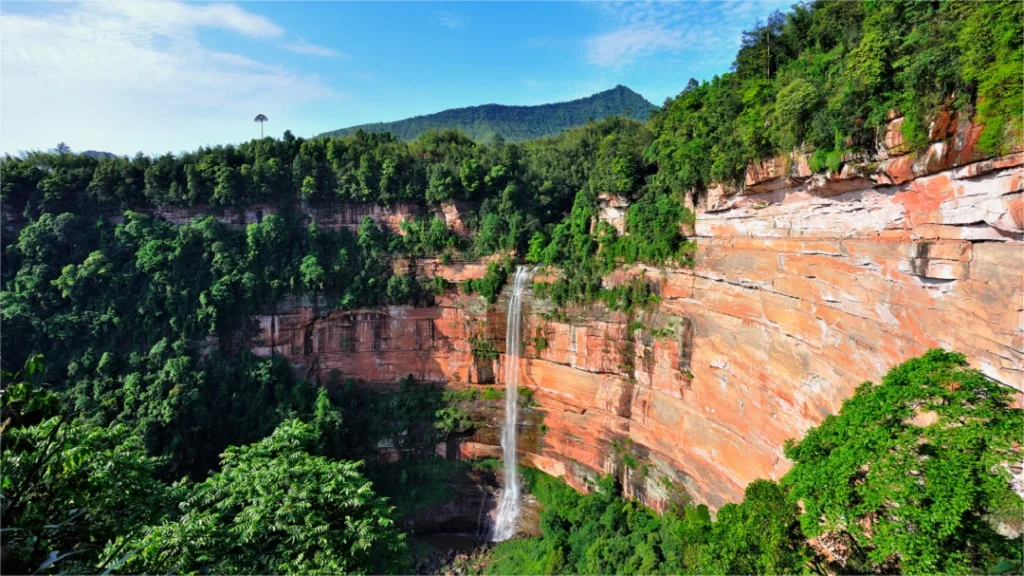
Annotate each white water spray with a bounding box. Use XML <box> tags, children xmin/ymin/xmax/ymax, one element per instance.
<box><xmin>491</xmin><ymin>266</ymin><xmax>531</xmax><ymax>541</ymax></box>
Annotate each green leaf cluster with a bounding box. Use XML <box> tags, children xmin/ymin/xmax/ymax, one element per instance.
<box><xmin>110</xmin><ymin>419</ymin><xmax>407</xmax><ymax>575</ymax></box>
<box><xmin>783</xmin><ymin>349</ymin><xmax>1024</xmax><ymax>573</ymax></box>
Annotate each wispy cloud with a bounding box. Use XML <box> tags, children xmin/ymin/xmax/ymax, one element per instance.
<box><xmin>434</xmin><ymin>11</ymin><xmax>469</xmax><ymax>30</ymax></box>
<box><xmin>587</xmin><ymin>27</ymin><xmax>683</xmax><ymax>68</ymax></box>
<box><xmin>1</xmin><ymin>0</ymin><xmax>336</xmax><ymax>155</ymax></box>
<box><xmin>284</xmin><ymin>38</ymin><xmax>345</xmax><ymax>58</ymax></box>
<box><xmin>94</xmin><ymin>0</ymin><xmax>284</xmax><ymax>38</ymax></box>
<box><xmin>585</xmin><ymin>0</ymin><xmax>789</xmax><ymax>68</ymax></box>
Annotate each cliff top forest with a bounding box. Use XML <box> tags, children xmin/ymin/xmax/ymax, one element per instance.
<box><xmin>2</xmin><ymin>1</ymin><xmax>1022</xmax><ymax>574</ymax></box>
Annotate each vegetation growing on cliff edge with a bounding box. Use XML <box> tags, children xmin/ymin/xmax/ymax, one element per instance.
<box><xmin>482</xmin><ymin>350</ymin><xmax>1023</xmax><ymax>575</ymax></box>
<box><xmin>646</xmin><ymin>0</ymin><xmax>1023</xmax><ymax>196</ymax></box>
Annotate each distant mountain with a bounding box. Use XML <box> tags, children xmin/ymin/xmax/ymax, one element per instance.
<box><xmin>319</xmin><ymin>85</ymin><xmax>657</xmax><ymax>143</ymax></box>
<box><xmin>83</xmin><ymin>150</ymin><xmax>117</xmax><ymax>159</ymax></box>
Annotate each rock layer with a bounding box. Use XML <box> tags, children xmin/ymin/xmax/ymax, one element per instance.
<box><xmin>254</xmin><ymin>143</ymin><xmax>1023</xmax><ymax>509</ymax></box>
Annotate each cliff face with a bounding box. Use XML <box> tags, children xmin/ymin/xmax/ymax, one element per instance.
<box><xmin>254</xmin><ymin>117</ymin><xmax>1023</xmax><ymax>510</ymax></box>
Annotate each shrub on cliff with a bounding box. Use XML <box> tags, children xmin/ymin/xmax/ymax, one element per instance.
<box><xmin>783</xmin><ymin>349</ymin><xmax>1024</xmax><ymax>573</ymax></box>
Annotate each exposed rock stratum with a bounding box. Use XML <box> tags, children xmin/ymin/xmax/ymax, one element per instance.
<box><xmin>253</xmin><ymin>116</ymin><xmax>1023</xmax><ymax>510</ymax></box>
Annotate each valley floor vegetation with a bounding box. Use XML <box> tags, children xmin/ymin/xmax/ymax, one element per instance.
<box><xmin>2</xmin><ymin>0</ymin><xmax>1021</xmax><ymax>573</ymax></box>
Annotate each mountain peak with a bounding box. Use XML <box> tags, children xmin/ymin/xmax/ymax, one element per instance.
<box><xmin>319</xmin><ymin>86</ymin><xmax>656</xmax><ymax>143</ymax></box>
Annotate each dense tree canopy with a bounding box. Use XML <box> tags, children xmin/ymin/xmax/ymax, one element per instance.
<box><xmin>784</xmin><ymin>349</ymin><xmax>1024</xmax><ymax>573</ymax></box>
<box><xmin>646</xmin><ymin>0</ymin><xmax>1022</xmax><ymax>193</ymax></box>
<box><xmin>0</xmin><ymin>358</ymin><xmax>172</xmax><ymax>575</ymax></box>
<box><xmin>486</xmin><ymin>474</ymin><xmax>810</xmax><ymax>576</ymax></box>
<box><xmin>110</xmin><ymin>419</ymin><xmax>407</xmax><ymax>575</ymax></box>
<box><xmin>1</xmin><ymin>361</ymin><xmax>410</xmax><ymax>575</ymax></box>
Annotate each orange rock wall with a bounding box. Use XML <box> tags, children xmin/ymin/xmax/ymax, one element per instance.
<box><xmin>253</xmin><ymin>147</ymin><xmax>1022</xmax><ymax>509</ymax></box>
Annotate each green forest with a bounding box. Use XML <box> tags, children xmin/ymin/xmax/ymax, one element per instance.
<box><xmin>2</xmin><ymin>1</ymin><xmax>1022</xmax><ymax>574</ymax></box>
<box><xmin>318</xmin><ymin>85</ymin><xmax>657</xmax><ymax>143</ymax></box>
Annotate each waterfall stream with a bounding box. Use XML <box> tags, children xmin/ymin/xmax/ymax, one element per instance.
<box><xmin>491</xmin><ymin>266</ymin><xmax>531</xmax><ymax>542</ymax></box>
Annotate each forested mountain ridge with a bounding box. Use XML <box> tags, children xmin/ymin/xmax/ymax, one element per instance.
<box><xmin>319</xmin><ymin>85</ymin><xmax>657</xmax><ymax>142</ymax></box>
<box><xmin>2</xmin><ymin>0</ymin><xmax>1022</xmax><ymax>574</ymax></box>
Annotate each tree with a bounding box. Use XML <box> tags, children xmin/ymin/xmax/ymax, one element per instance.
<box><xmin>55</xmin><ymin>142</ymin><xmax>71</xmax><ymax>154</ymax></box>
<box><xmin>110</xmin><ymin>420</ymin><xmax>408</xmax><ymax>575</ymax></box>
<box><xmin>253</xmin><ymin>113</ymin><xmax>269</xmax><ymax>138</ymax></box>
<box><xmin>699</xmin><ymin>480</ymin><xmax>810</xmax><ymax>575</ymax></box>
<box><xmin>300</xmin><ymin>253</ymin><xmax>325</xmax><ymax>291</ymax></box>
<box><xmin>783</xmin><ymin>349</ymin><xmax>1024</xmax><ymax>574</ymax></box>
<box><xmin>0</xmin><ymin>358</ymin><xmax>171</xmax><ymax>575</ymax></box>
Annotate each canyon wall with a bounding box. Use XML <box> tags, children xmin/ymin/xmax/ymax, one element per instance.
<box><xmin>254</xmin><ymin>116</ymin><xmax>1023</xmax><ymax>510</ymax></box>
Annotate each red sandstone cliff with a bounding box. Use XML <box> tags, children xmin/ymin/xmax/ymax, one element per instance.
<box><xmin>253</xmin><ymin>116</ymin><xmax>1023</xmax><ymax>510</ymax></box>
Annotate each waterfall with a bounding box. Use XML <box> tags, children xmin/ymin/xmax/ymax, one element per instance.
<box><xmin>491</xmin><ymin>266</ymin><xmax>531</xmax><ymax>542</ymax></box>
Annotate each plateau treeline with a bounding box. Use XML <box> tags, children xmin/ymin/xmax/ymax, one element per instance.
<box><xmin>2</xmin><ymin>0</ymin><xmax>1022</xmax><ymax>574</ymax></box>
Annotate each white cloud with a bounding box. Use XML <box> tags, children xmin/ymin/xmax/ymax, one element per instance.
<box><xmin>587</xmin><ymin>27</ymin><xmax>683</xmax><ymax>68</ymax></box>
<box><xmin>585</xmin><ymin>0</ymin><xmax>790</xmax><ymax>68</ymax></box>
<box><xmin>434</xmin><ymin>12</ymin><xmax>468</xmax><ymax>30</ymax></box>
<box><xmin>93</xmin><ymin>0</ymin><xmax>284</xmax><ymax>38</ymax></box>
<box><xmin>1</xmin><ymin>1</ymin><xmax>336</xmax><ymax>155</ymax></box>
<box><xmin>284</xmin><ymin>39</ymin><xmax>345</xmax><ymax>58</ymax></box>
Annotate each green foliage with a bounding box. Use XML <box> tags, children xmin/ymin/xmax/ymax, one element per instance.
<box><xmin>517</xmin><ymin>387</ymin><xmax>537</xmax><ymax>407</ymax></box>
<box><xmin>436</xmin><ymin>394</ymin><xmax>477</xmax><ymax>435</ymax></box>
<box><xmin>597</xmin><ymin>278</ymin><xmax>660</xmax><ymax>313</ymax></box>
<box><xmin>464</xmin><ymin>260</ymin><xmax>511</xmax><ymax>303</ymax></box>
<box><xmin>1</xmin><ymin>360</ymin><xmax>172</xmax><ymax>575</ymax></box>
<box><xmin>646</xmin><ymin>0</ymin><xmax>1022</xmax><ymax>192</ymax></box>
<box><xmin>320</xmin><ymin>85</ymin><xmax>656</xmax><ymax>143</ymax></box>
<box><xmin>423</xmin><ymin>274</ymin><xmax>454</xmax><ymax>297</ymax></box>
<box><xmin>600</xmin><ymin>193</ymin><xmax>697</xmax><ymax>269</ymax></box>
<box><xmin>369</xmin><ymin>457</ymin><xmax>474</xmax><ymax>519</ymax></box>
<box><xmin>396</xmin><ymin>215</ymin><xmax>462</xmax><ymax>257</ymax></box>
<box><xmin>470</xmin><ymin>338</ymin><xmax>500</xmax><ymax>361</ymax></box>
<box><xmin>953</xmin><ymin>1</ymin><xmax>1024</xmax><ymax>152</ymax></box>
<box><xmin>3</xmin><ymin>6</ymin><xmax>1021</xmax><ymax>573</ymax></box>
<box><xmin>697</xmin><ymin>481</ymin><xmax>810</xmax><ymax>575</ymax></box>
<box><xmin>532</xmin><ymin>335</ymin><xmax>549</xmax><ymax>352</ymax></box>
<box><xmin>486</xmin><ymin>472</ymin><xmax>809</xmax><ymax>576</ymax></box>
<box><xmin>1</xmin><ymin>113</ymin><xmax>694</xmax><ymax>320</ymax></box>
<box><xmin>0</xmin><ymin>209</ymin><xmax>411</xmax><ymax>475</ymax></box>
<box><xmin>326</xmin><ymin>375</ymin><xmax>477</xmax><ymax>462</ymax></box>
<box><xmin>111</xmin><ymin>419</ymin><xmax>407</xmax><ymax>575</ymax></box>
<box><xmin>783</xmin><ymin>349</ymin><xmax>1024</xmax><ymax>573</ymax></box>
<box><xmin>773</xmin><ymin>78</ymin><xmax>821</xmax><ymax>150</ymax></box>
<box><xmin>480</xmin><ymin>386</ymin><xmax>504</xmax><ymax>401</ymax></box>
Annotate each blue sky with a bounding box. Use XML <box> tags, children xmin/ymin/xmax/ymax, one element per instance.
<box><xmin>2</xmin><ymin>1</ymin><xmax>789</xmax><ymax>156</ymax></box>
